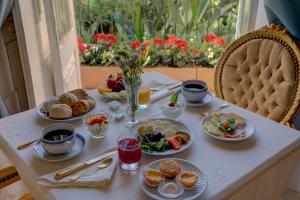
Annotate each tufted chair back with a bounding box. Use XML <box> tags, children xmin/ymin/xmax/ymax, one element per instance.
<box><xmin>215</xmin><ymin>24</ymin><xmax>300</xmax><ymax>124</ymax></box>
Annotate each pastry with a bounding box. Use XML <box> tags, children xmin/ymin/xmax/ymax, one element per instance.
<box><xmin>143</xmin><ymin>169</ymin><xmax>164</xmax><ymax>187</ymax></box>
<box><xmin>49</xmin><ymin>104</ymin><xmax>72</xmax><ymax>119</ymax></box>
<box><xmin>159</xmin><ymin>160</ymin><xmax>181</xmax><ymax>179</ymax></box>
<box><xmin>58</xmin><ymin>93</ymin><xmax>78</xmax><ymax>107</ymax></box>
<box><xmin>176</xmin><ymin>171</ymin><xmax>198</xmax><ymax>189</ymax></box>
<box><xmin>72</xmin><ymin>100</ymin><xmax>90</xmax><ymax>116</ymax></box>
<box><xmin>70</xmin><ymin>89</ymin><xmax>88</xmax><ymax>99</ymax></box>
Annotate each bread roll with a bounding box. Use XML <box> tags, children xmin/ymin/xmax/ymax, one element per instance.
<box><xmin>85</xmin><ymin>99</ymin><xmax>96</xmax><ymax>110</ymax></box>
<box><xmin>58</xmin><ymin>93</ymin><xmax>78</xmax><ymax>107</ymax></box>
<box><xmin>70</xmin><ymin>89</ymin><xmax>88</xmax><ymax>99</ymax></box>
<box><xmin>49</xmin><ymin>104</ymin><xmax>72</xmax><ymax>119</ymax></box>
<box><xmin>72</xmin><ymin>100</ymin><xmax>90</xmax><ymax>116</ymax></box>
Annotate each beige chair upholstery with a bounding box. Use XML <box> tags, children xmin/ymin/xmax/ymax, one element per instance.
<box><xmin>215</xmin><ymin>24</ymin><xmax>300</xmax><ymax>124</ymax></box>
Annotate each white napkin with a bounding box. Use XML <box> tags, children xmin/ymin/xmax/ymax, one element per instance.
<box><xmin>151</xmin><ymin>87</ymin><xmax>181</xmax><ymax>103</ymax></box>
<box><xmin>36</xmin><ymin>153</ymin><xmax>118</xmax><ymax>188</ymax></box>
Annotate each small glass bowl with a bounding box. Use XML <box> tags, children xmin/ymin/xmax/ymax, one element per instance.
<box><xmin>159</xmin><ymin>100</ymin><xmax>186</xmax><ymax>120</ymax></box>
<box><xmin>83</xmin><ymin>111</ymin><xmax>111</xmax><ymax>139</ymax></box>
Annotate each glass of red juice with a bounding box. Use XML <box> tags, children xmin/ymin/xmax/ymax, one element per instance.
<box><xmin>117</xmin><ymin>134</ymin><xmax>141</xmax><ymax>170</ymax></box>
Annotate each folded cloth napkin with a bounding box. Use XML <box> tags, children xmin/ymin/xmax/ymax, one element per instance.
<box><xmin>151</xmin><ymin>86</ymin><xmax>181</xmax><ymax>103</ymax></box>
<box><xmin>36</xmin><ymin>153</ymin><xmax>118</xmax><ymax>188</ymax></box>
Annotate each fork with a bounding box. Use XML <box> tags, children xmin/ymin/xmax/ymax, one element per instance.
<box><xmin>201</xmin><ymin>103</ymin><xmax>230</xmax><ymax>116</ymax></box>
<box><xmin>150</xmin><ymin>81</ymin><xmax>176</xmax><ymax>91</ymax></box>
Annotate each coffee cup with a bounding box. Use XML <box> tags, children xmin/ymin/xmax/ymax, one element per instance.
<box><xmin>40</xmin><ymin>123</ymin><xmax>75</xmax><ymax>154</ymax></box>
<box><xmin>181</xmin><ymin>80</ymin><xmax>208</xmax><ymax>103</ymax></box>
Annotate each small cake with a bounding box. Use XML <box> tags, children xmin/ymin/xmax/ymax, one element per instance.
<box><xmin>159</xmin><ymin>160</ymin><xmax>181</xmax><ymax>179</ymax></box>
<box><xmin>49</xmin><ymin>104</ymin><xmax>72</xmax><ymax>119</ymax></box>
<box><xmin>176</xmin><ymin>171</ymin><xmax>198</xmax><ymax>189</ymax></box>
<box><xmin>143</xmin><ymin>169</ymin><xmax>164</xmax><ymax>187</ymax></box>
<box><xmin>58</xmin><ymin>92</ymin><xmax>78</xmax><ymax>107</ymax></box>
<box><xmin>72</xmin><ymin>100</ymin><xmax>90</xmax><ymax>116</ymax></box>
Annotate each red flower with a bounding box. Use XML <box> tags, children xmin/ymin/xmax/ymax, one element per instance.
<box><xmin>174</xmin><ymin>40</ymin><xmax>188</xmax><ymax>52</ymax></box>
<box><xmin>86</xmin><ymin>44</ymin><xmax>92</xmax><ymax>49</ymax></box>
<box><xmin>78</xmin><ymin>43</ymin><xmax>86</xmax><ymax>53</ymax></box>
<box><xmin>204</xmin><ymin>33</ymin><xmax>217</xmax><ymax>42</ymax></box>
<box><xmin>131</xmin><ymin>41</ymin><xmax>141</xmax><ymax>49</ymax></box>
<box><xmin>143</xmin><ymin>40</ymin><xmax>151</xmax><ymax>48</ymax></box>
<box><xmin>106</xmin><ymin>34</ymin><xmax>117</xmax><ymax>46</ymax></box>
<box><xmin>93</xmin><ymin>33</ymin><xmax>118</xmax><ymax>47</ymax></box>
<box><xmin>154</xmin><ymin>37</ymin><xmax>163</xmax><ymax>46</ymax></box>
<box><xmin>212</xmin><ymin>37</ymin><xmax>227</xmax><ymax>46</ymax></box>
<box><xmin>78</xmin><ymin>37</ymin><xmax>84</xmax><ymax>44</ymax></box>
<box><xmin>193</xmin><ymin>49</ymin><xmax>201</xmax><ymax>55</ymax></box>
<box><xmin>166</xmin><ymin>35</ymin><xmax>178</xmax><ymax>46</ymax></box>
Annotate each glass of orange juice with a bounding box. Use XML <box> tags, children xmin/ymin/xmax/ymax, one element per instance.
<box><xmin>138</xmin><ymin>87</ymin><xmax>150</xmax><ymax>109</ymax></box>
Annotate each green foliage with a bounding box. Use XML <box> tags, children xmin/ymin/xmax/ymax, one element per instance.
<box><xmin>75</xmin><ymin>0</ymin><xmax>238</xmax><ymax>67</ymax></box>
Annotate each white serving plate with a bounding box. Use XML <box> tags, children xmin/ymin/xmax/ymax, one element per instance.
<box><xmin>201</xmin><ymin>113</ymin><xmax>255</xmax><ymax>141</ymax></box>
<box><xmin>133</xmin><ymin>118</ymin><xmax>193</xmax><ymax>156</ymax></box>
<box><xmin>140</xmin><ymin>158</ymin><xmax>207</xmax><ymax>200</ymax></box>
<box><xmin>184</xmin><ymin>92</ymin><xmax>213</xmax><ymax>107</ymax></box>
<box><xmin>37</xmin><ymin>96</ymin><xmax>95</xmax><ymax>122</ymax></box>
<box><xmin>100</xmin><ymin>90</ymin><xmax>127</xmax><ymax>100</ymax></box>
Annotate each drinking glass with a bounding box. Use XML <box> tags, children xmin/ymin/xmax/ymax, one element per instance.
<box><xmin>138</xmin><ymin>87</ymin><xmax>150</xmax><ymax>109</ymax></box>
<box><xmin>117</xmin><ymin>134</ymin><xmax>142</xmax><ymax>170</ymax></box>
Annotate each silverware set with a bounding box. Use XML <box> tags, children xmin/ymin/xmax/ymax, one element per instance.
<box><xmin>150</xmin><ymin>81</ymin><xmax>181</xmax><ymax>91</ymax></box>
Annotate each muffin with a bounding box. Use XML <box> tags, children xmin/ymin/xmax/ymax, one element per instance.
<box><xmin>159</xmin><ymin>160</ymin><xmax>181</xmax><ymax>179</ymax></box>
<box><xmin>176</xmin><ymin>171</ymin><xmax>198</xmax><ymax>189</ymax></box>
<box><xmin>49</xmin><ymin>104</ymin><xmax>72</xmax><ymax>119</ymax></box>
<box><xmin>58</xmin><ymin>92</ymin><xmax>78</xmax><ymax>107</ymax></box>
<box><xmin>143</xmin><ymin>169</ymin><xmax>164</xmax><ymax>187</ymax></box>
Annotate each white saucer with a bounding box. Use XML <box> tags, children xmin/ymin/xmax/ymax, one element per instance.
<box><xmin>185</xmin><ymin>92</ymin><xmax>213</xmax><ymax>107</ymax></box>
<box><xmin>33</xmin><ymin>133</ymin><xmax>85</xmax><ymax>162</ymax></box>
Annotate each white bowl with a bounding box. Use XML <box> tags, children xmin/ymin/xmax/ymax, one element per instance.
<box><xmin>181</xmin><ymin>80</ymin><xmax>208</xmax><ymax>103</ymax></box>
<box><xmin>160</xmin><ymin>100</ymin><xmax>186</xmax><ymax>120</ymax></box>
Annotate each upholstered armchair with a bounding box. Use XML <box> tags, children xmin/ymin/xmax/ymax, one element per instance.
<box><xmin>214</xmin><ymin>24</ymin><xmax>300</xmax><ymax>125</ymax></box>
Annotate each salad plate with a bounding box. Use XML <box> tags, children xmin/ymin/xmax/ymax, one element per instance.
<box><xmin>201</xmin><ymin>112</ymin><xmax>255</xmax><ymax>141</ymax></box>
<box><xmin>140</xmin><ymin>158</ymin><xmax>207</xmax><ymax>200</ymax></box>
<box><xmin>133</xmin><ymin>118</ymin><xmax>193</xmax><ymax>156</ymax></box>
<box><xmin>33</xmin><ymin>133</ymin><xmax>85</xmax><ymax>162</ymax></box>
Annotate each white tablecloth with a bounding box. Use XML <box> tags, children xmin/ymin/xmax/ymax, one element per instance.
<box><xmin>0</xmin><ymin>72</ymin><xmax>300</xmax><ymax>200</ymax></box>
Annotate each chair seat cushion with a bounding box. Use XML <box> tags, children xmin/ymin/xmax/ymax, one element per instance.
<box><xmin>221</xmin><ymin>38</ymin><xmax>296</xmax><ymax>122</ymax></box>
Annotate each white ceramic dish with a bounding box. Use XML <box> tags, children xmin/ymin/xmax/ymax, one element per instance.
<box><xmin>33</xmin><ymin>133</ymin><xmax>85</xmax><ymax>162</ymax></box>
<box><xmin>133</xmin><ymin>118</ymin><xmax>193</xmax><ymax>156</ymax></box>
<box><xmin>140</xmin><ymin>158</ymin><xmax>207</xmax><ymax>200</ymax></box>
<box><xmin>201</xmin><ymin>113</ymin><xmax>255</xmax><ymax>141</ymax></box>
<box><xmin>38</xmin><ymin>96</ymin><xmax>95</xmax><ymax>122</ymax></box>
<box><xmin>184</xmin><ymin>92</ymin><xmax>213</xmax><ymax>107</ymax></box>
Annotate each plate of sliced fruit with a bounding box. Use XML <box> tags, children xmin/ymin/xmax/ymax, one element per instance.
<box><xmin>98</xmin><ymin>75</ymin><xmax>127</xmax><ymax>100</ymax></box>
<box><xmin>133</xmin><ymin>118</ymin><xmax>193</xmax><ymax>156</ymax></box>
<box><xmin>201</xmin><ymin>112</ymin><xmax>255</xmax><ymax>141</ymax></box>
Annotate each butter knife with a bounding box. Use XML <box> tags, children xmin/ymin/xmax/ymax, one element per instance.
<box><xmin>54</xmin><ymin>150</ymin><xmax>117</xmax><ymax>180</ymax></box>
<box><xmin>168</xmin><ymin>81</ymin><xmax>182</xmax><ymax>90</ymax></box>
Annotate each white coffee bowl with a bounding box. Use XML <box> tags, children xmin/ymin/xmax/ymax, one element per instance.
<box><xmin>40</xmin><ymin>123</ymin><xmax>75</xmax><ymax>154</ymax></box>
<box><xmin>181</xmin><ymin>80</ymin><xmax>208</xmax><ymax>103</ymax></box>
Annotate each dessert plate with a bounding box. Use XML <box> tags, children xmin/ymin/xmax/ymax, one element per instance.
<box><xmin>133</xmin><ymin>118</ymin><xmax>193</xmax><ymax>156</ymax></box>
<box><xmin>33</xmin><ymin>133</ymin><xmax>85</xmax><ymax>162</ymax></box>
<box><xmin>38</xmin><ymin>96</ymin><xmax>95</xmax><ymax>122</ymax></box>
<box><xmin>184</xmin><ymin>92</ymin><xmax>213</xmax><ymax>107</ymax></box>
<box><xmin>201</xmin><ymin>113</ymin><xmax>255</xmax><ymax>141</ymax></box>
<box><xmin>140</xmin><ymin>158</ymin><xmax>207</xmax><ymax>200</ymax></box>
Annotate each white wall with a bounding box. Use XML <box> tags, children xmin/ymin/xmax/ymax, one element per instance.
<box><xmin>13</xmin><ymin>0</ymin><xmax>55</xmax><ymax>107</ymax></box>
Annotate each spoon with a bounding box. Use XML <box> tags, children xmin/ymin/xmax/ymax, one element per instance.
<box><xmin>17</xmin><ymin>139</ymin><xmax>39</xmax><ymax>150</ymax></box>
<box><xmin>69</xmin><ymin>157</ymin><xmax>113</xmax><ymax>181</ymax></box>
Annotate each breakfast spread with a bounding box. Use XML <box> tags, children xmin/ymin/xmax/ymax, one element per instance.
<box><xmin>137</xmin><ymin>120</ymin><xmax>190</xmax><ymax>153</ymax></box>
<box><xmin>42</xmin><ymin>89</ymin><xmax>96</xmax><ymax>120</ymax></box>
<box><xmin>203</xmin><ymin>113</ymin><xmax>246</xmax><ymax>138</ymax></box>
<box><xmin>98</xmin><ymin>75</ymin><xmax>127</xmax><ymax>99</ymax></box>
<box><xmin>143</xmin><ymin>159</ymin><xmax>199</xmax><ymax>199</ymax></box>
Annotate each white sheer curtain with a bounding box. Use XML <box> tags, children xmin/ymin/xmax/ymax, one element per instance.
<box><xmin>0</xmin><ymin>0</ymin><xmax>13</xmax><ymax>27</ymax></box>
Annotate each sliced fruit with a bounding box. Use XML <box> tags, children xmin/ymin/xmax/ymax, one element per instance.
<box><xmin>98</xmin><ymin>86</ymin><xmax>112</xmax><ymax>94</ymax></box>
<box><xmin>166</xmin><ymin>136</ymin><xmax>181</xmax><ymax>150</ymax></box>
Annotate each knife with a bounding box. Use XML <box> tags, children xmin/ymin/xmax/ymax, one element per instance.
<box><xmin>54</xmin><ymin>150</ymin><xmax>117</xmax><ymax>180</ymax></box>
<box><xmin>168</xmin><ymin>81</ymin><xmax>182</xmax><ymax>90</ymax></box>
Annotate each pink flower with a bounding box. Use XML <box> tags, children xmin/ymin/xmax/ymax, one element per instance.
<box><xmin>154</xmin><ymin>37</ymin><xmax>163</xmax><ymax>46</ymax></box>
<box><xmin>131</xmin><ymin>41</ymin><xmax>141</xmax><ymax>49</ymax></box>
<box><xmin>143</xmin><ymin>40</ymin><xmax>151</xmax><ymax>48</ymax></box>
